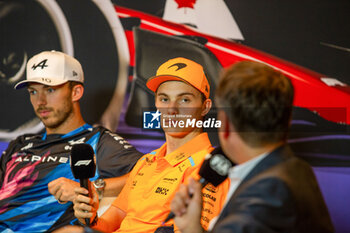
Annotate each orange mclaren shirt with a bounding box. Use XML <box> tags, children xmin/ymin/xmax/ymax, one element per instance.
<box><xmin>111</xmin><ymin>133</ymin><xmax>230</xmax><ymax>233</ymax></box>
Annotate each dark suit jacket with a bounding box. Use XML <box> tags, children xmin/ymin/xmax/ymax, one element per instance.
<box><xmin>210</xmin><ymin>145</ymin><xmax>334</xmax><ymax>233</ymax></box>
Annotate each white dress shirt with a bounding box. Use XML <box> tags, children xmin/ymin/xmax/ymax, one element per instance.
<box><xmin>208</xmin><ymin>152</ymin><xmax>269</xmax><ymax>230</ymax></box>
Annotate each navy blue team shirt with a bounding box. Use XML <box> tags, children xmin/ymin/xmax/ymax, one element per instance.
<box><xmin>0</xmin><ymin>124</ymin><xmax>142</xmax><ymax>232</ymax></box>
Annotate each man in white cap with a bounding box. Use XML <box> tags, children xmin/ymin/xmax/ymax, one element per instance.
<box><xmin>0</xmin><ymin>51</ymin><xmax>142</xmax><ymax>232</ymax></box>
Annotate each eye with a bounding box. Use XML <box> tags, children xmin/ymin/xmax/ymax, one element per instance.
<box><xmin>160</xmin><ymin>97</ymin><xmax>169</xmax><ymax>102</ymax></box>
<box><xmin>180</xmin><ymin>97</ymin><xmax>190</xmax><ymax>103</ymax></box>
<box><xmin>47</xmin><ymin>88</ymin><xmax>55</xmax><ymax>93</ymax></box>
<box><xmin>28</xmin><ymin>90</ymin><xmax>37</xmax><ymax>95</ymax></box>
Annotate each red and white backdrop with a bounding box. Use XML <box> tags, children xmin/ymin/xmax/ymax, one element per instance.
<box><xmin>0</xmin><ymin>0</ymin><xmax>349</xmax><ymax>232</ymax></box>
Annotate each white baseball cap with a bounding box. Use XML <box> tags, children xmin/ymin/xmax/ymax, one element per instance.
<box><xmin>14</xmin><ymin>50</ymin><xmax>84</xmax><ymax>89</ymax></box>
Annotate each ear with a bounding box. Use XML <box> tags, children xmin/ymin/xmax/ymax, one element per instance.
<box><xmin>201</xmin><ymin>98</ymin><xmax>212</xmax><ymax>116</ymax></box>
<box><xmin>220</xmin><ymin>111</ymin><xmax>230</xmax><ymax>139</ymax></box>
<box><xmin>71</xmin><ymin>84</ymin><xmax>84</xmax><ymax>102</ymax></box>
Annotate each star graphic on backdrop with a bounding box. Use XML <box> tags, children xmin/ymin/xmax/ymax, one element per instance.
<box><xmin>151</xmin><ymin>110</ymin><xmax>161</xmax><ymax>122</ymax></box>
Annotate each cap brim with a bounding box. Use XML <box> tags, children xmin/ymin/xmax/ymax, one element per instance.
<box><xmin>14</xmin><ymin>77</ymin><xmax>69</xmax><ymax>90</ymax></box>
<box><xmin>146</xmin><ymin>75</ymin><xmax>190</xmax><ymax>92</ymax></box>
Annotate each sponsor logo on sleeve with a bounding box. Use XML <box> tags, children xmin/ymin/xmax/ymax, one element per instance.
<box><xmin>155</xmin><ymin>187</ymin><xmax>170</xmax><ymax>195</ymax></box>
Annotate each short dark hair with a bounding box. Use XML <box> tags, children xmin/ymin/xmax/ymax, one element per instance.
<box><xmin>215</xmin><ymin>61</ymin><xmax>294</xmax><ymax>147</ymax></box>
<box><xmin>68</xmin><ymin>81</ymin><xmax>83</xmax><ymax>89</ymax></box>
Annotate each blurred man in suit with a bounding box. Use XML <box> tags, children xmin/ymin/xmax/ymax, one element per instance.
<box><xmin>170</xmin><ymin>61</ymin><xmax>334</xmax><ymax>233</ymax></box>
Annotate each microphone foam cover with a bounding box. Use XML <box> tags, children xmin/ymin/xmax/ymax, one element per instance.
<box><xmin>198</xmin><ymin>147</ymin><xmax>233</xmax><ymax>187</ymax></box>
<box><xmin>70</xmin><ymin>144</ymin><xmax>96</xmax><ymax>179</ymax></box>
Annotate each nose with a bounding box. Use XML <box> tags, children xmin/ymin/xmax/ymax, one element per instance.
<box><xmin>166</xmin><ymin>100</ymin><xmax>178</xmax><ymax>116</ymax></box>
<box><xmin>36</xmin><ymin>91</ymin><xmax>47</xmax><ymax>106</ymax></box>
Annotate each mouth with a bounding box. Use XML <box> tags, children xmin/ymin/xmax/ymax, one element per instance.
<box><xmin>37</xmin><ymin>109</ymin><xmax>52</xmax><ymax>118</ymax></box>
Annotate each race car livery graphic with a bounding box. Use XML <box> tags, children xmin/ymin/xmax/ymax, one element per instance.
<box><xmin>1</xmin><ymin>0</ymin><xmax>349</xmax><ymax>232</ymax></box>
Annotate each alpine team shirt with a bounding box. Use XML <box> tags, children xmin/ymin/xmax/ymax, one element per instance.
<box><xmin>111</xmin><ymin>132</ymin><xmax>230</xmax><ymax>233</ymax></box>
<box><xmin>0</xmin><ymin>124</ymin><xmax>142</xmax><ymax>233</ymax></box>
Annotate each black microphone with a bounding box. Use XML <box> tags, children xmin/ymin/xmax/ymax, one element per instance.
<box><xmin>162</xmin><ymin>147</ymin><xmax>233</xmax><ymax>224</ymax></box>
<box><xmin>197</xmin><ymin>146</ymin><xmax>233</xmax><ymax>187</ymax></box>
<box><xmin>70</xmin><ymin>143</ymin><xmax>96</xmax><ymax>226</ymax></box>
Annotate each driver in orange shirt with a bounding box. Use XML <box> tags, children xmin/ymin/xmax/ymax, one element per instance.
<box><xmin>71</xmin><ymin>57</ymin><xmax>230</xmax><ymax>233</ymax></box>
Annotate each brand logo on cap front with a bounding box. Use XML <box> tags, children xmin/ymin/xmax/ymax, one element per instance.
<box><xmin>41</xmin><ymin>78</ymin><xmax>51</xmax><ymax>83</ymax></box>
<box><xmin>32</xmin><ymin>59</ymin><xmax>48</xmax><ymax>70</ymax></box>
<box><xmin>73</xmin><ymin>71</ymin><xmax>78</xmax><ymax>76</ymax></box>
<box><xmin>168</xmin><ymin>63</ymin><xmax>187</xmax><ymax>71</ymax></box>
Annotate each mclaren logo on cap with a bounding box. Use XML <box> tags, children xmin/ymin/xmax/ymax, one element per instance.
<box><xmin>168</xmin><ymin>63</ymin><xmax>187</xmax><ymax>71</ymax></box>
<box><xmin>32</xmin><ymin>59</ymin><xmax>48</xmax><ymax>70</ymax></box>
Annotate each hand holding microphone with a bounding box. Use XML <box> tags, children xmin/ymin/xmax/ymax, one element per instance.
<box><xmin>70</xmin><ymin>144</ymin><xmax>97</xmax><ymax>226</ymax></box>
<box><xmin>166</xmin><ymin>147</ymin><xmax>233</xmax><ymax>227</ymax></box>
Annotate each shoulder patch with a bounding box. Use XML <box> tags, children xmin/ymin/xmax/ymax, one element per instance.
<box><xmin>188</xmin><ymin>156</ymin><xmax>195</xmax><ymax>167</ymax></box>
